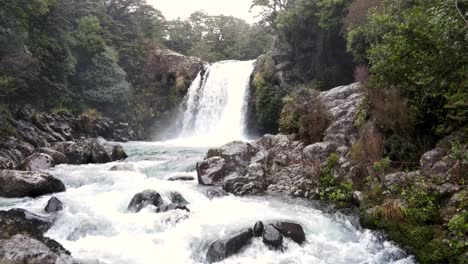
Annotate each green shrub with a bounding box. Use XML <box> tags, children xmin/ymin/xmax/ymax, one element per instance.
<box><xmin>279</xmin><ymin>87</ymin><xmax>329</xmax><ymax>143</ymax></box>
<box><xmin>401</xmin><ymin>181</ymin><xmax>440</xmax><ymax>225</ymax></box>
<box><xmin>319</xmin><ymin>153</ymin><xmax>353</xmax><ymax>204</ymax></box>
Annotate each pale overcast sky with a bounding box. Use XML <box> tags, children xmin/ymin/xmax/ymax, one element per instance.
<box><xmin>148</xmin><ymin>0</ymin><xmax>259</xmax><ymax>23</ymax></box>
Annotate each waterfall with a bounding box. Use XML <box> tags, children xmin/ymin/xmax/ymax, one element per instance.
<box><xmin>174</xmin><ymin>60</ymin><xmax>255</xmax><ymax>146</ymax></box>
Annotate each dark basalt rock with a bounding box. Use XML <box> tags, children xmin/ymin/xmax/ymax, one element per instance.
<box><xmin>272</xmin><ymin>222</ymin><xmax>306</xmax><ymax>244</ymax></box>
<box><xmin>206</xmin><ymin>228</ymin><xmax>253</xmax><ymax>263</ymax></box>
<box><xmin>109</xmin><ymin>164</ymin><xmax>136</xmax><ymax>172</ymax></box>
<box><xmin>54</xmin><ymin>138</ymin><xmax>127</xmax><ymax>165</ymax></box>
<box><xmin>0</xmin><ymin>170</ymin><xmax>66</xmax><ymax>198</ymax></box>
<box><xmin>204</xmin><ymin>188</ymin><xmax>228</xmax><ymax>199</ymax></box>
<box><xmin>253</xmin><ymin>221</ymin><xmax>264</xmax><ymax>237</ymax></box>
<box><xmin>168</xmin><ymin>175</ymin><xmax>195</xmax><ymax>181</ymax></box>
<box><xmin>0</xmin><ymin>209</ymin><xmax>53</xmax><ymax>238</ymax></box>
<box><xmin>128</xmin><ymin>190</ymin><xmax>164</xmax><ymax>213</ymax></box>
<box><xmin>262</xmin><ymin>224</ymin><xmax>283</xmax><ymax>249</ymax></box>
<box><xmin>44</xmin><ymin>197</ymin><xmax>64</xmax><ymax>213</ymax></box>
<box><xmin>169</xmin><ymin>192</ymin><xmax>189</xmax><ymax>205</ymax></box>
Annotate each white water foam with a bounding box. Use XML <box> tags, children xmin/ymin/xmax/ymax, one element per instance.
<box><xmin>0</xmin><ymin>142</ymin><xmax>415</xmax><ymax>264</ymax></box>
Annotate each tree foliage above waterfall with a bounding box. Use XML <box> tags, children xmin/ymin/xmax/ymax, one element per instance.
<box><xmin>164</xmin><ymin>11</ymin><xmax>272</xmax><ymax>62</ymax></box>
<box><xmin>0</xmin><ymin>0</ymin><xmax>271</xmax><ymax>120</ymax></box>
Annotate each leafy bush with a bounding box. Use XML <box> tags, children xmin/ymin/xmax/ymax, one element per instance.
<box><xmin>319</xmin><ymin>153</ymin><xmax>353</xmax><ymax>204</ymax></box>
<box><xmin>401</xmin><ymin>181</ymin><xmax>440</xmax><ymax>225</ymax></box>
<box><xmin>280</xmin><ymin>87</ymin><xmax>329</xmax><ymax>144</ymax></box>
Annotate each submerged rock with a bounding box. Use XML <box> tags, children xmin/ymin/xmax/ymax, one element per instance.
<box><xmin>0</xmin><ymin>170</ymin><xmax>65</xmax><ymax>198</ymax></box>
<box><xmin>109</xmin><ymin>163</ymin><xmax>137</xmax><ymax>172</ymax></box>
<box><xmin>128</xmin><ymin>190</ymin><xmax>164</xmax><ymax>213</ymax></box>
<box><xmin>22</xmin><ymin>153</ymin><xmax>54</xmax><ymax>171</ymax></box>
<box><xmin>45</xmin><ymin>197</ymin><xmax>64</xmax><ymax>213</ymax></box>
<box><xmin>168</xmin><ymin>192</ymin><xmax>189</xmax><ymax>205</ymax></box>
<box><xmin>158</xmin><ymin>203</ymin><xmax>190</xmax><ymax>213</ymax></box>
<box><xmin>203</xmin><ymin>188</ymin><xmax>228</xmax><ymax>199</ymax></box>
<box><xmin>262</xmin><ymin>224</ymin><xmax>283</xmax><ymax>249</ymax></box>
<box><xmin>206</xmin><ymin>228</ymin><xmax>253</xmax><ymax>263</ymax></box>
<box><xmin>167</xmin><ymin>175</ymin><xmax>194</xmax><ymax>181</ymax></box>
<box><xmin>272</xmin><ymin>222</ymin><xmax>306</xmax><ymax>244</ymax></box>
<box><xmin>253</xmin><ymin>221</ymin><xmax>264</xmax><ymax>237</ymax></box>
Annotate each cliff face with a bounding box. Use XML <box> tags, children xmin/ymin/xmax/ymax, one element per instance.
<box><xmin>132</xmin><ymin>49</ymin><xmax>207</xmax><ymax>139</ymax></box>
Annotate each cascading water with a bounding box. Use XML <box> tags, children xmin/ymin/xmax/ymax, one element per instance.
<box><xmin>175</xmin><ymin>60</ymin><xmax>255</xmax><ymax>146</ymax></box>
<box><xmin>0</xmin><ymin>60</ymin><xmax>415</xmax><ymax>264</ymax></box>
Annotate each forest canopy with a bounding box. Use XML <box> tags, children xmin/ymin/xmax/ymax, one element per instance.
<box><xmin>0</xmin><ymin>0</ymin><xmax>270</xmax><ymax>120</ymax></box>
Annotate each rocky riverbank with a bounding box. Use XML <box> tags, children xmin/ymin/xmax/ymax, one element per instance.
<box><xmin>0</xmin><ymin>108</ymin><xmax>131</xmax><ymax>263</ymax></box>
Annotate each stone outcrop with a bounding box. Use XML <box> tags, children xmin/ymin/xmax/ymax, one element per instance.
<box><xmin>0</xmin><ymin>209</ymin><xmax>76</xmax><ymax>263</ymax></box>
<box><xmin>0</xmin><ymin>170</ymin><xmax>65</xmax><ymax>198</ymax></box>
<box><xmin>51</xmin><ymin>138</ymin><xmax>127</xmax><ymax>165</ymax></box>
<box><xmin>197</xmin><ymin>83</ymin><xmax>362</xmax><ymax>197</ymax></box>
<box><xmin>0</xmin><ymin>108</ymin><xmax>131</xmax><ymax>170</ymax></box>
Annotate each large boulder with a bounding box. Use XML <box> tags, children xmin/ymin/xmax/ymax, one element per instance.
<box><xmin>0</xmin><ymin>137</ymin><xmax>35</xmax><ymax>170</ymax></box>
<box><xmin>22</xmin><ymin>153</ymin><xmax>54</xmax><ymax>171</ymax></box>
<box><xmin>158</xmin><ymin>203</ymin><xmax>190</xmax><ymax>213</ymax></box>
<box><xmin>197</xmin><ymin>157</ymin><xmax>227</xmax><ymax>185</ymax></box>
<box><xmin>0</xmin><ymin>209</ymin><xmax>53</xmax><ymax>238</ymax></box>
<box><xmin>262</xmin><ymin>224</ymin><xmax>283</xmax><ymax>249</ymax></box>
<box><xmin>53</xmin><ymin>138</ymin><xmax>127</xmax><ymax>165</ymax></box>
<box><xmin>222</xmin><ymin>163</ymin><xmax>267</xmax><ymax>195</ymax></box>
<box><xmin>128</xmin><ymin>190</ymin><xmax>164</xmax><ymax>213</ymax></box>
<box><xmin>206</xmin><ymin>141</ymin><xmax>258</xmax><ymax>175</ymax></box>
<box><xmin>38</xmin><ymin>147</ymin><xmax>69</xmax><ymax>165</ymax></box>
<box><xmin>45</xmin><ymin>197</ymin><xmax>64</xmax><ymax>213</ymax></box>
<box><xmin>0</xmin><ymin>234</ymin><xmax>76</xmax><ymax>264</ymax></box>
<box><xmin>206</xmin><ymin>228</ymin><xmax>253</xmax><ymax>263</ymax></box>
<box><xmin>272</xmin><ymin>222</ymin><xmax>306</xmax><ymax>244</ymax></box>
<box><xmin>0</xmin><ymin>170</ymin><xmax>65</xmax><ymax>198</ymax></box>
<box><xmin>168</xmin><ymin>192</ymin><xmax>189</xmax><ymax>205</ymax></box>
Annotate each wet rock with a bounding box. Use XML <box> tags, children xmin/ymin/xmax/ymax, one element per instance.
<box><xmin>197</xmin><ymin>157</ymin><xmax>227</xmax><ymax>185</ymax></box>
<box><xmin>204</xmin><ymin>188</ymin><xmax>228</xmax><ymax>199</ymax></box>
<box><xmin>272</xmin><ymin>222</ymin><xmax>306</xmax><ymax>244</ymax></box>
<box><xmin>222</xmin><ymin>163</ymin><xmax>267</xmax><ymax>195</ymax></box>
<box><xmin>0</xmin><ymin>137</ymin><xmax>35</xmax><ymax>170</ymax></box>
<box><xmin>56</xmin><ymin>138</ymin><xmax>127</xmax><ymax>165</ymax></box>
<box><xmin>169</xmin><ymin>192</ymin><xmax>189</xmax><ymax>205</ymax></box>
<box><xmin>352</xmin><ymin>191</ymin><xmax>363</xmax><ymax>206</ymax></box>
<box><xmin>128</xmin><ymin>190</ymin><xmax>164</xmax><ymax>213</ymax></box>
<box><xmin>38</xmin><ymin>147</ymin><xmax>69</xmax><ymax>165</ymax></box>
<box><xmin>206</xmin><ymin>141</ymin><xmax>258</xmax><ymax>175</ymax></box>
<box><xmin>45</xmin><ymin>197</ymin><xmax>63</xmax><ymax>213</ymax></box>
<box><xmin>168</xmin><ymin>175</ymin><xmax>195</xmax><ymax>181</ymax></box>
<box><xmin>262</xmin><ymin>224</ymin><xmax>283</xmax><ymax>249</ymax></box>
<box><xmin>67</xmin><ymin>222</ymin><xmax>100</xmax><ymax>241</ymax></box>
<box><xmin>0</xmin><ymin>170</ymin><xmax>65</xmax><ymax>198</ymax></box>
<box><xmin>22</xmin><ymin>153</ymin><xmax>54</xmax><ymax>171</ymax></box>
<box><xmin>109</xmin><ymin>164</ymin><xmax>136</xmax><ymax>172</ymax></box>
<box><xmin>0</xmin><ymin>209</ymin><xmax>53</xmax><ymax>238</ymax></box>
<box><xmin>253</xmin><ymin>221</ymin><xmax>264</xmax><ymax>237</ymax></box>
<box><xmin>206</xmin><ymin>228</ymin><xmax>253</xmax><ymax>263</ymax></box>
<box><xmin>0</xmin><ymin>234</ymin><xmax>76</xmax><ymax>264</ymax></box>
<box><xmin>158</xmin><ymin>203</ymin><xmax>190</xmax><ymax>213</ymax></box>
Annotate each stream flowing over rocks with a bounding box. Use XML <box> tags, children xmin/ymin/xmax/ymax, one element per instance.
<box><xmin>0</xmin><ymin>79</ymin><xmax>416</xmax><ymax>263</ymax></box>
